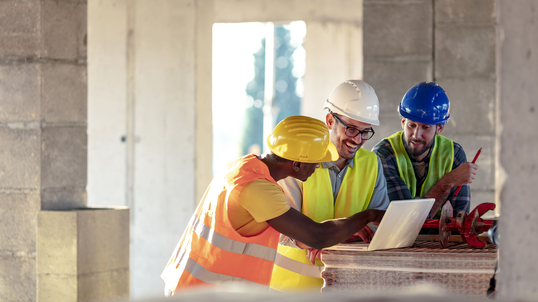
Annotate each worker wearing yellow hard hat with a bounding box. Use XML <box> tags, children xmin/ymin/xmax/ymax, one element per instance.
<box><xmin>161</xmin><ymin>115</ymin><xmax>385</xmax><ymax>296</ymax></box>
<box><xmin>270</xmin><ymin>80</ymin><xmax>391</xmax><ymax>292</ymax></box>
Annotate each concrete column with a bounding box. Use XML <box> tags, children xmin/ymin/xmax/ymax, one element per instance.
<box><xmin>0</xmin><ymin>1</ymin><xmax>87</xmax><ymax>301</ymax></box>
<box><xmin>435</xmin><ymin>0</ymin><xmax>497</xmax><ymax>211</ymax></box>
<box><xmin>362</xmin><ymin>0</ymin><xmax>433</xmax><ymax>151</ymax></box>
<box><xmin>497</xmin><ymin>0</ymin><xmax>538</xmax><ymax>298</ymax></box>
<box><xmin>130</xmin><ymin>0</ymin><xmax>197</xmax><ymax>298</ymax></box>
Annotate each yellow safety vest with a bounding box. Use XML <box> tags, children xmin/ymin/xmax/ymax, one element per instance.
<box><xmin>162</xmin><ymin>155</ymin><xmax>281</xmax><ymax>293</ymax></box>
<box><xmin>386</xmin><ymin>131</ymin><xmax>454</xmax><ymax>197</ymax></box>
<box><xmin>270</xmin><ymin>148</ymin><xmax>378</xmax><ymax>292</ymax></box>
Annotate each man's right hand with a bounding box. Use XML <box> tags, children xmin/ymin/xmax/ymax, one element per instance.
<box><xmin>367</xmin><ymin>209</ymin><xmax>385</xmax><ymax>225</ymax></box>
<box><xmin>449</xmin><ymin>162</ymin><xmax>478</xmax><ymax>187</ymax></box>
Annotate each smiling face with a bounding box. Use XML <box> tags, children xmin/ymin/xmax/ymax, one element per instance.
<box><xmin>326</xmin><ymin>113</ymin><xmax>373</xmax><ymax>161</ymax></box>
<box><xmin>401</xmin><ymin>118</ymin><xmax>444</xmax><ymax>162</ymax></box>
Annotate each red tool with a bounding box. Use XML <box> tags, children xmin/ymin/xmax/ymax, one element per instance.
<box><xmin>422</xmin><ymin>201</ymin><xmax>495</xmax><ymax>248</ymax></box>
<box><xmin>454</xmin><ymin>147</ymin><xmax>482</xmax><ymax>196</ymax></box>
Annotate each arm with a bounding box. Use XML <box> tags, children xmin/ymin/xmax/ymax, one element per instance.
<box><xmin>424</xmin><ymin>144</ymin><xmax>476</xmax><ymax>217</ymax></box>
<box><xmin>267</xmin><ymin>207</ymin><xmax>385</xmax><ymax>250</ymax></box>
<box><xmin>276</xmin><ymin>177</ymin><xmax>305</xmax><ymax>248</ymax></box>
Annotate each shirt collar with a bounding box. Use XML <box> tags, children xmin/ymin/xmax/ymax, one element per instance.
<box><xmin>321</xmin><ymin>158</ymin><xmax>354</xmax><ymax>170</ymax></box>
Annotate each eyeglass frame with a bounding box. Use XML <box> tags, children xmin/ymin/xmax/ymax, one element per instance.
<box><xmin>330</xmin><ymin>112</ymin><xmax>375</xmax><ymax>140</ymax></box>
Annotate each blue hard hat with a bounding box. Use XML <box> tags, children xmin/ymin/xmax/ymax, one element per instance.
<box><xmin>398</xmin><ymin>82</ymin><xmax>450</xmax><ymax>125</ymax></box>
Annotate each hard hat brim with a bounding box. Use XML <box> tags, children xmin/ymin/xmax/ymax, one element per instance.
<box><xmin>323</xmin><ymin>100</ymin><xmax>380</xmax><ymax>126</ymax></box>
<box><xmin>398</xmin><ymin>105</ymin><xmax>449</xmax><ymax>125</ymax></box>
<box><xmin>319</xmin><ymin>142</ymin><xmax>339</xmax><ymax>163</ymax></box>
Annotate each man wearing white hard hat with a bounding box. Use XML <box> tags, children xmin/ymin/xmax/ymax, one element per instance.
<box><xmin>270</xmin><ymin>80</ymin><xmax>390</xmax><ymax>292</ymax></box>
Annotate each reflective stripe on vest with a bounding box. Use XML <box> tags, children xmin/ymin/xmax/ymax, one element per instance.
<box><xmin>162</xmin><ymin>155</ymin><xmax>281</xmax><ymax>292</ymax></box>
<box><xmin>270</xmin><ymin>149</ymin><xmax>378</xmax><ymax>292</ymax></box>
<box><xmin>273</xmin><ymin>246</ymin><xmax>324</xmax><ymax>278</ymax></box>
<box><xmin>386</xmin><ymin>131</ymin><xmax>454</xmax><ymax>197</ymax></box>
<box><xmin>190</xmin><ymin>213</ymin><xmax>277</xmax><ymax>262</ymax></box>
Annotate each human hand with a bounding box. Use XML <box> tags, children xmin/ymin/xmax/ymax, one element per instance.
<box><xmin>368</xmin><ymin>209</ymin><xmax>385</xmax><ymax>225</ymax></box>
<box><xmin>306</xmin><ymin>248</ymin><xmax>322</xmax><ymax>265</ymax></box>
<box><xmin>352</xmin><ymin>225</ymin><xmax>375</xmax><ymax>243</ymax></box>
<box><xmin>450</xmin><ymin>162</ymin><xmax>478</xmax><ymax>187</ymax></box>
<box><xmin>296</xmin><ymin>241</ymin><xmax>311</xmax><ymax>249</ymax></box>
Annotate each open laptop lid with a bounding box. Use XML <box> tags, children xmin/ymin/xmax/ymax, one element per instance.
<box><xmin>328</xmin><ymin>198</ymin><xmax>435</xmax><ymax>251</ymax></box>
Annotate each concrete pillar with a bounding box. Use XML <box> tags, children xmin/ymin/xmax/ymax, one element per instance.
<box><xmin>435</xmin><ymin>0</ymin><xmax>497</xmax><ymax>211</ymax></box>
<box><xmin>497</xmin><ymin>0</ymin><xmax>538</xmax><ymax>298</ymax></box>
<box><xmin>130</xmin><ymin>0</ymin><xmax>198</xmax><ymax>298</ymax></box>
<box><xmin>0</xmin><ymin>1</ymin><xmax>87</xmax><ymax>301</ymax></box>
<box><xmin>1</xmin><ymin>1</ymin><xmax>130</xmax><ymax>301</ymax></box>
<box><xmin>362</xmin><ymin>0</ymin><xmax>433</xmax><ymax>151</ymax></box>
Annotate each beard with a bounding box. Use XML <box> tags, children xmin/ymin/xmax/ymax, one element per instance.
<box><xmin>403</xmin><ymin>136</ymin><xmax>434</xmax><ymax>159</ymax></box>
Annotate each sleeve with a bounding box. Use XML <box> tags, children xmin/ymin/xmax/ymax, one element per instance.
<box><xmin>372</xmin><ymin>139</ymin><xmax>414</xmax><ymax>201</ymax></box>
<box><xmin>277</xmin><ymin>176</ymin><xmax>303</xmax><ymax>211</ymax></box>
<box><xmin>447</xmin><ymin>143</ymin><xmax>471</xmax><ymax>214</ymax></box>
<box><xmin>367</xmin><ymin>157</ymin><xmax>391</xmax><ymax>211</ymax></box>
<box><xmin>239</xmin><ymin>180</ymin><xmax>291</xmax><ymax>222</ymax></box>
<box><xmin>276</xmin><ymin>177</ymin><xmax>304</xmax><ymax>249</ymax></box>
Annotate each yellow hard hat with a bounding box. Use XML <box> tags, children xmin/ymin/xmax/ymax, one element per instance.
<box><xmin>267</xmin><ymin>116</ymin><xmax>339</xmax><ymax>163</ymax></box>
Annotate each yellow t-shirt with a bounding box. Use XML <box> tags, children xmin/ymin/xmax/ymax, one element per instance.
<box><xmin>228</xmin><ymin>179</ymin><xmax>291</xmax><ymax>236</ymax></box>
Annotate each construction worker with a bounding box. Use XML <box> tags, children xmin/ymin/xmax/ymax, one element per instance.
<box><xmin>161</xmin><ymin>115</ymin><xmax>385</xmax><ymax>296</ymax></box>
<box><xmin>372</xmin><ymin>82</ymin><xmax>475</xmax><ymax>218</ymax></box>
<box><xmin>270</xmin><ymin>80</ymin><xmax>391</xmax><ymax>292</ymax></box>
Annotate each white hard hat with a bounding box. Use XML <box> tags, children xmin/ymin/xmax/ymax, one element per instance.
<box><xmin>323</xmin><ymin>80</ymin><xmax>380</xmax><ymax>126</ymax></box>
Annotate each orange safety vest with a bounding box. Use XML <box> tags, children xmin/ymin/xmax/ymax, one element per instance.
<box><xmin>161</xmin><ymin>154</ymin><xmax>281</xmax><ymax>292</ymax></box>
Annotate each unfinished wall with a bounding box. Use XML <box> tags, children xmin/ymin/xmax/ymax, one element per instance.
<box><xmin>434</xmin><ymin>0</ymin><xmax>497</xmax><ymax>211</ymax></box>
<box><xmin>88</xmin><ymin>0</ymin><xmax>199</xmax><ymax>299</ymax></box>
<box><xmin>497</xmin><ymin>0</ymin><xmax>538</xmax><ymax>298</ymax></box>
<box><xmin>362</xmin><ymin>0</ymin><xmax>497</xmax><ymax>211</ymax></box>
<box><xmin>0</xmin><ymin>1</ymin><xmax>87</xmax><ymax>301</ymax></box>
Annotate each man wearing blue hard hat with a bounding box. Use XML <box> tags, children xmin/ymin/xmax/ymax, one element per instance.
<box><xmin>372</xmin><ymin>82</ymin><xmax>477</xmax><ymax>218</ymax></box>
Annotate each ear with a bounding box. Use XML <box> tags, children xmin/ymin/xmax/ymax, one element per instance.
<box><xmin>326</xmin><ymin>113</ymin><xmax>335</xmax><ymax>130</ymax></box>
<box><xmin>436</xmin><ymin>124</ymin><xmax>445</xmax><ymax>134</ymax></box>
<box><xmin>292</xmin><ymin>161</ymin><xmax>301</xmax><ymax>172</ymax></box>
<box><xmin>401</xmin><ymin>118</ymin><xmax>406</xmax><ymax>130</ymax></box>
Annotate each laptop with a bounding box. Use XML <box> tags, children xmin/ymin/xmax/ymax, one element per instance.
<box><xmin>327</xmin><ymin>198</ymin><xmax>435</xmax><ymax>251</ymax></box>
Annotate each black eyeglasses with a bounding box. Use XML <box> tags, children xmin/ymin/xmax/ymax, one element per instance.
<box><xmin>332</xmin><ymin>113</ymin><xmax>375</xmax><ymax>140</ymax></box>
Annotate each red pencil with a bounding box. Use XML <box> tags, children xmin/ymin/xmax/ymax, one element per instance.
<box><xmin>454</xmin><ymin>147</ymin><xmax>482</xmax><ymax>196</ymax></box>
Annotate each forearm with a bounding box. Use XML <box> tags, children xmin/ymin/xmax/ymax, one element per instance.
<box><xmin>424</xmin><ymin>173</ymin><xmax>457</xmax><ymax>217</ymax></box>
<box><xmin>268</xmin><ymin>208</ymin><xmax>383</xmax><ymax>250</ymax></box>
<box><xmin>304</xmin><ymin>210</ymin><xmax>381</xmax><ymax>249</ymax></box>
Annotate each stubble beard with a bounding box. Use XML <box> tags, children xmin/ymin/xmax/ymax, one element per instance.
<box><xmin>403</xmin><ymin>137</ymin><xmax>434</xmax><ymax>159</ymax></box>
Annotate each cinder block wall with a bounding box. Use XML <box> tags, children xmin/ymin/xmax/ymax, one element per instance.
<box><xmin>434</xmin><ymin>0</ymin><xmax>496</xmax><ymax>210</ymax></box>
<box><xmin>362</xmin><ymin>0</ymin><xmax>496</xmax><ymax>211</ymax></box>
<box><xmin>0</xmin><ymin>1</ymin><xmax>87</xmax><ymax>301</ymax></box>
